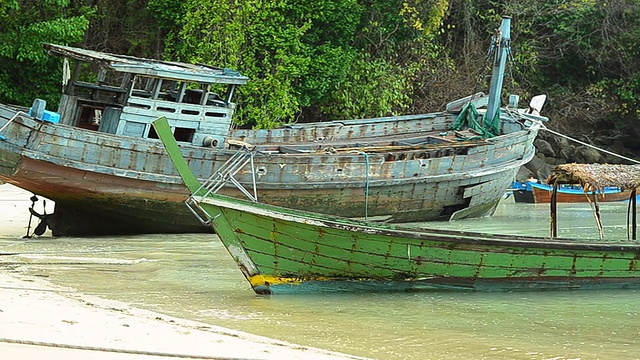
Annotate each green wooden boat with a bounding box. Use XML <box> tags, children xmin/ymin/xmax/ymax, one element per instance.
<box><xmin>154</xmin><ymin>117</ymin><xmax>640</xmax><ymax>294</ymax></box>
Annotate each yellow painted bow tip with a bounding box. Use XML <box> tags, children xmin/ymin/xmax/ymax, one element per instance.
<box><xmin>248</xmin><ymin>274</ymin><xmax>302</xmax><ymax>287</ymax></box>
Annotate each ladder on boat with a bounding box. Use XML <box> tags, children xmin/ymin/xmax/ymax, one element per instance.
<box><xmin>185</xmin><ymin>147</ymin><xmax>258</xmax><ymax>226</ymax></box>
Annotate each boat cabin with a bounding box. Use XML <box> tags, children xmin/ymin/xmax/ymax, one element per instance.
<box><xmin>43</xmin><ymin>43</ymin><xmax>249</xmax><ymax>148</ymax></box>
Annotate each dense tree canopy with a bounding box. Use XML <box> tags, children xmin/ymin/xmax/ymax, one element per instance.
<box><xmin>0</xmin><ymin>0</ymin><xmax>638</xmax><ymax>152</ymax></box>
<box><xmin>0</xmin><ymin>0</ymin><xmax>90</xmax><ymax>106</ymax></box>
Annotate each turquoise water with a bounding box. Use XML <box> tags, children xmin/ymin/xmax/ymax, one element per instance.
<box><xmin>1</xmin><ymin>199</ymin><xmax>639</xmax><ymax>359</ymax></box>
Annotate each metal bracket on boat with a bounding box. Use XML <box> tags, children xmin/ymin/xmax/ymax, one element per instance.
<box><xmin>184</xmin><ymin>196</ymin><xmax>221</xmax><ymax>226</ymax></box>
<box><xmin>195</xmin><ymin>146</ymin><xmax>258</xmax><ymax>202</ymax></box>
<box><xmin>182</xmin><ymin>147</ymin><xmax>258</xmax><ymax>227</ymax></box>
<box><xmin>0</xmin><ymin>111</ymin><xmax>29</xmax><ymax>140</ymax></box>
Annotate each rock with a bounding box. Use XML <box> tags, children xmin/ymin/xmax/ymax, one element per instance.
<box><xmin>621</xmin><ymin>126</ymin><xmax>640</xmax><ymax>152</ymax></box>
<box><xmin>524</xmin><ymin>154</ymin><xmax>548</xmax><ymax>175</ymax></box>
<box><xmin>523</xmin><ymin>154</ymin><xmax>556</xmax><ymax>181</ymax></box>
<box><xmin>515</xmin><ymin>166</ymin><xmax>533</xmax><ymax>182</ymax></box>
<box><xmin>556</xmin><ymin>147</ymin><xmax>572</xmax><ymax>163</ymax></box>
<box><xmin>572</xmin><ymin>145</ymin><xmax>603</xmax><ymax>163</ymax></box>
<box><xmin>534</xmin><ymin>139</ymin><xmax>556</xmax><ymax>158</ymax></box>
<box><xmin>537</xmin><ymin>162</ymin><xmax>555</xmax><ymax>181</ymax></box>
<box><xmin>533</xmin><ymin>125</ymin><xmax>640</xmax><ymax>168</ymax></box>
<box><xmin>543</xmin><ymin>156</ymin><xmax>562</xmax><ymax>165</ymax></box>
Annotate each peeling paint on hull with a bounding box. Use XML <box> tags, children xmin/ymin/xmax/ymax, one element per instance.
<box><xmin>0</xmin><ymin>105</ymin><xmax>540</xmax><ymax>236</ymax></box>
<box><xmin>201</xmin><ymin>194</ymin><xmax>640</xmax><ymax>294</ymax></box>
<box><xmin>154</xmin><ymin>118</ymin><xmax>640</xmax><ymax>295</ymax></box>
<box><xmin>0</xmin><ymin>32</ymin><xmax>544</xmax><ymax>236</ymax></box>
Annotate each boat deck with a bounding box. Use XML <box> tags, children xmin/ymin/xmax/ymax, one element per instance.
<box><xmin>228</xmin><ymin>129</ymin><xmax>487</xmax><ymax>155</ymax></box>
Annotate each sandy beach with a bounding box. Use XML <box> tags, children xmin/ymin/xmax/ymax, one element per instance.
<box><xmin>0</xmin><ymin>184</ymin><xmax>369</xmax><ymax>360</ymax></box>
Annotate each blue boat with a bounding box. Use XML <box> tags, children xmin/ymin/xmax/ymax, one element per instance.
<box><xmin>511</xmin><ymin>180</ymin><xmax>631</xmax><ymax>203</ymax></box>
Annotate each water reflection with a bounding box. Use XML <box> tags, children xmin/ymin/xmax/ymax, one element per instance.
<box><xmin>1</xmin><ymin>199</ymin><xmax>639</xmax><ymax>359</ymax></box>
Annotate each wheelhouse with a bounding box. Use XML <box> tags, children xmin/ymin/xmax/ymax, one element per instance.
<box><xmin>45</xmin><ymin>43</ymin><xmax>249</xmax><ymax>148</ymax></box>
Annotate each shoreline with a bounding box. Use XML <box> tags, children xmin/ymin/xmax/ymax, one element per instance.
<box><xmin>0</xmin><ymin>271</ymin><xmax>368</xmax><ymax>359</ymax></box>
<box><xmin>0</xmin><ymin>184</ymin><xmax>368</xmax><ymax>359</ymax></box>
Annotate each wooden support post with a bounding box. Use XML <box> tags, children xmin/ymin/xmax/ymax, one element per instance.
<box><xmin>633</xmin><ymin>189</ymin><xmax>637</xmax><ymax>241</ymax></box>
<box><xmin>592</xmin><ymin>194</ymin><xmax>603</xmax><ymax>240</ymax></box>
<box><xmin>550</xmin><ymin>183</ymin><xmax>558</xmax><ymax>238</ymax></box>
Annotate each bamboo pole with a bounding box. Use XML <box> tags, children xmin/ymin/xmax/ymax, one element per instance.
<box><xmin>633</xmin><ymin>189</ymin><xmax>637</xmax><ymax>241</ymax></box>
<box><xmin>550</xmin><ymin>183</ymin><xmax>558</xmax><ymax>238</ymax></box>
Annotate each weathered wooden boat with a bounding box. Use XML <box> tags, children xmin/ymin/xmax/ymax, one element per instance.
<box><xmin>511</xmin><ymin>181</ymin><xmax>632</xmax><ymax>203</ymax></box>
<box><xmin>156</xmin><ymin>118</ymin><xmax>640</xmax><ymax>294</ymax></box>
<box><xmin>0</xmin><ymin>17</ymin><xmax>545</xmax><ymax>236</ymax></box>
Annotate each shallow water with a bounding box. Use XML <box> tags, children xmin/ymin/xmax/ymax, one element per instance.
<box><xmin>1</xmin><ymin>199</ymin><xmax>639</xmax><ymax>359</ymax></box>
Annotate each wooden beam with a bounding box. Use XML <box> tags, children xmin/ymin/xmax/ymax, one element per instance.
<box><xmin>551</xmin><ymin>182</ymin><xmax>558</xmax><ymax>238</ymax></box>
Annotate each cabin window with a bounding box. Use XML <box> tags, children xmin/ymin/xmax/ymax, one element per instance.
<box><xmin>77</xmin><ymin>104</ymin><xmax>103</xmax><ymax>130</ymax></box>
<box><xmin>174</xmin><ymin>127</ymin><xmax>195</xmax><ymax>142</ymax></box>
<box><xmin>130</xmin><ymin>76</ymin><xmax>230</xmax><ymax>108</ymax></box>
<box><xmin>148</xmin><ymin>126</ymin><xmax>194</xmax><ymax>142</ymax></box>
<box><xmin>131</xmin><ymin>76</ymin><xmax>157</xmax><ymax>98</ymax></box>
<box><xmin>147</xmin><ymin>126</ymin><xmax>159</xmax><ymax>139</ymax></box>
<box><xmin>184</xmin><ymin>89</ymin><xmax>202</xmax><ymax>104</ymax></box>
<box><xmin>204</xmin><ymin>111</ymin><xmax>226</xmax><ymax>118</ymax></box>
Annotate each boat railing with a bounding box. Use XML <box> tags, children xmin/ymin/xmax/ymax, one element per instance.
<box><xmin>0</xmin><ymin>110</ymin><xmax>30</xmax><ymax>140</ymax></box>
<box><xmin>196</xmin><ymin>147</ymin><xmax>258</xmax><ymax>202</ymax></box>
<box><xmin>184</xmin><ymin>146</ymin><xmax>258</xmax><ymax>226</ymax></box>
<box><xmin>197</xmin><ymin>147</ymin><xmax>257</xmax><ymax>201</ymax></box>
<box><xmin>124</xmin><ymin>97</ymin><xmax>230</xmax><ymax>119</ymax></box>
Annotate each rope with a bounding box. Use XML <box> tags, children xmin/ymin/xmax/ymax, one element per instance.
<box><xmin>539</xmin><ymin>125</ymin><xmax>640</xmax><ymax>164</ymax></box>
<box><xmin>349</xmin><ymin>151</ymin><xmax>370</xmax><ymax>219</ymax></box>
<box><xmin>362</xmin><ymin>152</ymin><xmax>370</xmax><ymax>219</ymax></box>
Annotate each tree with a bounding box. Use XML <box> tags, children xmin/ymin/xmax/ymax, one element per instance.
<box><xmin>0</xmin><ymin>0</ymin><xmax>90</xmax><ymax>107</ymax></box>
<box><xmin>85</xmin><ymin>0</ymin><xmax>163</xmax><ymax>57</ymax></box>
<box><xmin>501</xmin><ymin>0</ymin><xmax>640</xmax><ymax>151</ymax></box>
<box><xmin>173</xmin><ymin>0</ymin><xmax>451</xmax><ymax>127</ymax></box>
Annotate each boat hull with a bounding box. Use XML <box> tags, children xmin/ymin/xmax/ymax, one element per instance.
<box><xmin>200</xmin><ymin>195</ymin><xmax>640</xmax><ymax>294</ymax></box>
<box><xmin>0</xmin><ymin>105</ymin><xmax>538</xmax><ymax>235</ymax></box>
<box><xmin>0</xmin><ymin>156</ymin><xmax>205</xmax><ymax>235</ymax></box>
<box><xmin>512</xmin><ymin>182</ymin><xmax>632</xmax><ymax>203</ymax></box>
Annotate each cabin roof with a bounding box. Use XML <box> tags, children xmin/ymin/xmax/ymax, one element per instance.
<box><xmin>547</xmin><ymin>163</ymin><xmax>640</xmax><ymax>191</ymax></box>
<box><xmin>43</xmin><ymin>43</ymin><xmax>249</xmax><ymax>85</ymax></box>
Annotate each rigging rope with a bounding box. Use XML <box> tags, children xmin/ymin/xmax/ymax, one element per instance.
<box><xmin>347</xmin><ymin>150</ymin><xmax>371</xmax><ymax>219</ymax></box>
<box><xmin>539</xmin><ymin>125</ymin><xmax>640</xmax><ymax>164</ymax></box>
<box><xmin>504</xmin><ymin>107</ymin><xmax>640</xmax><ymax>164</ymax></box>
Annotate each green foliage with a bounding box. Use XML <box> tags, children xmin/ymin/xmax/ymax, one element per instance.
<box><xmin>173</xmin><ymin>0</ymin><xmax>449</xmax><ymax>127</ymax></box>
<box><xmin>147</xmin><ymin>0</ymin><xmax>185</xmax><ymax>29</ymax></box>
<box><xmin>0</xmin><ymin>0</ymin><xmax>90</xmax><ymax>107</ymax></box>
<box><xmin>504</xmin><ymin>1</ymin><xmax>640</xmax><ymax>116</ymax></box>
<box><xmin>2</xmin><ymin>0</ymin><xmax>637</xmax><ymax>138</ymax></box>
<box><xmin>146</xmin><ymin>0</ymin><xmax>186</xmax><ymax>57</ymax></box>
<box><xmin>321</xmin><ymin>53</ymin><xmax>412</xmax><ymax>119</ymax></box>
<box><xmin>590</xmin><ymin>76</ymin><xmax>640</xmax><ymax>120</ymax></box>
<box><xmin>175</xmin><ymin>0</ymin><xmax>300</xmax><ymax>127</ymax></box>
<box><xmin>174</xmin><ymin>0</ymin><xmax>363</xmax><ymax>127</ymax></box>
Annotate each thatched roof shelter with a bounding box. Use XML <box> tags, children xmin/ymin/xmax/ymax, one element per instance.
<box><xmin>547</xmin><ymin>163</ymin><xmax>640</xmax><ymax>192</ymax></box>
<box><xmin>545</xmin><ymin>163</ymin><xmax>639</xmax><ymax>241</ymax></box>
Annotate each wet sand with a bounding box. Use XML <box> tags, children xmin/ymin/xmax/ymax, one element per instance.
<box><xmin>0</xmin><ymin>184</ymin><xmax>368</xmax><ymax>360</ymax></box>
